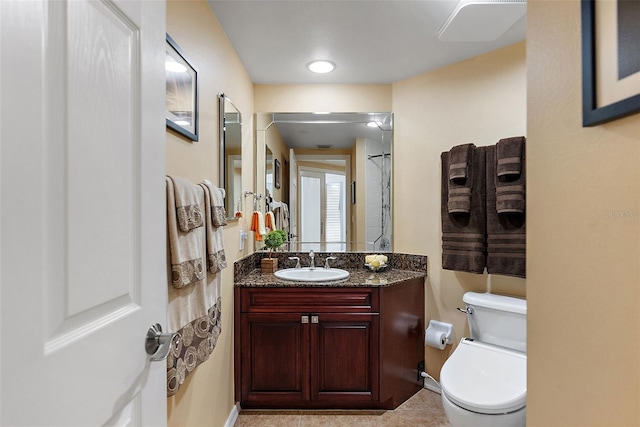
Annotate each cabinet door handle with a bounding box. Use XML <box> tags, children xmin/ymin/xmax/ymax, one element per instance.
<box><xmin>311</xmin><ymin>315</ymin><xmax>319</xmax><ymax>324</ymax></box>
<box><xmin>301</xmin><ymin>315</ymin><xmax>309</xmax><ymax>324</ymax></box>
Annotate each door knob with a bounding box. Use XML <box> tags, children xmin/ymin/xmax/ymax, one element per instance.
<box><xmin>145</xmin><ymin>323</ymin><xmax>178</xmax><ymax>362</ymax></box>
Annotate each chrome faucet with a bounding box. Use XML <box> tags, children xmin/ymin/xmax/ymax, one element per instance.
<box><xmin>288</xmin><ymin>256</ymin><xmax>301</xmax><ymax>269</ymax></box>
<box><xmin>309</xmin><ymin>250</ymin><xmax>315</xmax><ymax>269</ymax></box>
<box><xmin>324</xmin><ymin>256</ymin><xmax>337</xmax><ymax>269</ymax></box>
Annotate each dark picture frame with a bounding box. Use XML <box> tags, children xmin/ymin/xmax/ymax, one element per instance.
<box><xmin>166</xmin><ymin>34</ymin><xmax>199</xmax><ymax>141</ymax></box>
<box><xmin>274</xmin><ymin>158</ymin><xmax>281</xmax><ymax>189</ymax></box>
<box><xmin>582</xmin><ymin>0</ymin><xmax>640</xmax><ymax>126</ymax></box>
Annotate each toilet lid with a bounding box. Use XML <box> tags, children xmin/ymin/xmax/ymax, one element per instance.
<box><xmin>440</xmin><ymin>339</ymin><xmax>526</xmax><ymax>415</ymax></box>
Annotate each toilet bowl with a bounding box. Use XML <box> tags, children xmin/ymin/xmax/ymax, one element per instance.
<box><xmin>440</xmin><ymin>339</ymin><xmax>526</xmax><ymax>426</ymax></box>
<box><xmin>439</xmin><ymin>292</ymin><xmax>527</xmax><ymax>427</ymax></box>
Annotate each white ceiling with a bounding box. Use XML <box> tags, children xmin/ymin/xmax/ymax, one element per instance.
<box><xmin>206</xmin><ymin>0</ymin><xmax>526</xmax><ymax>85</ymax></box>
<box><xmin>208</xmin><ymin>0</ymin><xmax>526</xmax><ymax>148</ymax></box>
<box><xmin>271</xmin><ymin>112</ymin><xmax>392</xmax><ymax>149</ymax></box>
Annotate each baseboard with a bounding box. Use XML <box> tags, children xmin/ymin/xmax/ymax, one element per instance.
<box><xmin>224</xmin><ymin>403</ymin><xmax>239</xmax><ymax>427</ymax></box>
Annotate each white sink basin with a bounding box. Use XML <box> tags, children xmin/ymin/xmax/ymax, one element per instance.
<box><xmin>274</xmin><ymin>267</ymin><xmax>350</xmax><ymax>282</ymax></box>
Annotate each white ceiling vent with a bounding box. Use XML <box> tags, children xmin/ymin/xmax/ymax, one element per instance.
<box><xmin>438</xmin><ymin>0</ymin><xmax>526</xmax><ymax>42</ymax></box>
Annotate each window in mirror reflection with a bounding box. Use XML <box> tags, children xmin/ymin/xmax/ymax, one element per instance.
<box><xmin>299</xmin><ymin>169</ymin><xmax>346</xmax><ymax>252</ymax></box>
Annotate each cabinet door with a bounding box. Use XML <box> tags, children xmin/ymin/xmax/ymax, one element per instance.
<box><xmin>311</xmin><ymin>313</ymin><xmax>380</xmax><ymax>406</ymax></box>
<box><xmin>240</xmin><ymin>313</ymin><xmax>310</xmax><ymax>407</ymax></box>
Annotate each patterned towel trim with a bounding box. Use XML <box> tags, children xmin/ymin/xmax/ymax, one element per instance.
<box><xmin>167</xmin><ymin>298</ymin><xmax>222</xmax><ymax>396</ymax></box>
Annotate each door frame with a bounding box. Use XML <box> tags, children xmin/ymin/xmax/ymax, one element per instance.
<box><xmin>295</xmin><ymin>154</ymin><xmax>350</xmax><ymax>251</ymax></box>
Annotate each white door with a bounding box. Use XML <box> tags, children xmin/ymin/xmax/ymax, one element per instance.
<box><xmin>289</xmin><ymin>148</ymin><xmax>298</xmax><ymax>248</ymax></box>
<box><xmin>0</xmin><ymin>1</ymin><xmax>167</xmax><ymax>426</ymax></box>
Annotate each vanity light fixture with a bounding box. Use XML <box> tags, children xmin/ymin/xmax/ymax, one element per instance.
<box><xmin>367</xmin><ymin>121</ymin><xmax>381</xmax><ymax>128</ymax></box>
<box><xmin>307</xmin><ymin>60</ymin><xmax>335</xmax><ymax>74</ymax></box>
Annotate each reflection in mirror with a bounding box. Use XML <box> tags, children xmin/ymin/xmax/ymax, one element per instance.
<box><xmin>265</xmin><ymin>146</ymin><xmax>273</xmax><ymax>203</ymax></box>
<box><xmin>219</xmin><ymin>94</ymin><xmax>242</xmax><ymax>220</ymax></box>
<box><xmin>255</xmin><ymin>112</ymin><xmax>393</xmax><ymax>252</ymax></box>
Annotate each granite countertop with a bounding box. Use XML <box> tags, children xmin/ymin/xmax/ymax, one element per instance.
<box><xmin>234</xmin><ymin>267</ymin><xmax>425</xmax><ymax>288</ymax></box>
<box><xmin>234</xmin><ymin>251</ymin><xmax>427</xmax><ymax>288</ymax></box>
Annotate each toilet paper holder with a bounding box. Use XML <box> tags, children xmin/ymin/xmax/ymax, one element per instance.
<box><xmin>427</xmin><ymin>320</ymin><xmax>454</xmax><ymax>346</ymax></box>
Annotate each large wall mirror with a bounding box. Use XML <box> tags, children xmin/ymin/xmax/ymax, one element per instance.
<box><xmin>219</xmin><ymin>94</ymin><xmax>242</xmax><ymax>220</ymax></box>
<box><xmin>255</xmin><ymin>112</ymin><xmax>393</xmax><ymax>252</ymax></box>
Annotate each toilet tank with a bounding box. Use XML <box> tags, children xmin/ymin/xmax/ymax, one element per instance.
<box><xmin>463</xmin><ymin>292</ymin><xmax>527</xmax><ymax>352</ymax></box>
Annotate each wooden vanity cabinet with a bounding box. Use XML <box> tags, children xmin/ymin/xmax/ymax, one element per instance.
<box><xmin>234</xmin><ymin>278</ymin><xmax>424</xmax><ymax>410</ymax></box>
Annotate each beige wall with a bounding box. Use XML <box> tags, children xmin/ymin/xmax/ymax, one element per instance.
<box><xmin>392</xmin><ymin>42</ymin><xmax>527</xmax><ymax>378</ymax></box>
<box><xmin>254</xmin><ymin>84</ymin><xmax>392</xmax><ymax>113</ymax></box>
<box><xmin>527</xmin><ymin>1</ymin><xmax>640</xmax><ymax>426</ymax></box>
<box><xmin>166</xmin><ymin>1</ymin><xmax>254</xmax><ymax>426</ymax></box>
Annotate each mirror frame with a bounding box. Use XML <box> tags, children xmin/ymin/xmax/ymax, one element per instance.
<box><xmin>218</xmin><ymin>93</ymin><xmax>242</xmax><ymax>220</ymax></box>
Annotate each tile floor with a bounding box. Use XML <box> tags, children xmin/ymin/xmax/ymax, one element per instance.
<box><xmin>234</xmin><ymin>389</ymin><xmax>450</xmax><ymax>427</ymax></box>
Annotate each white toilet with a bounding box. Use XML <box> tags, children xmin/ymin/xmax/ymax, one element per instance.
<box><xmin>440</xmin><ymin>292</ymin><xmax>527</xmax><ymax>427</ymax></box>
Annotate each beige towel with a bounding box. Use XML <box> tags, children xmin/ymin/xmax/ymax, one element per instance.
<box><xmin>166</xmin><ymin>177</ymin><xmax>222</xmax><ymax>397</ymax></box>
<box><xmin>265</xmin><ymin>211</ymin><xmax>276</xmax><ymax>231</ymax></box>
<box><xmin>166</xmin><ymin>176</ymin><xmax>206</xmax><ymax>289</ymax></box>
<box><xmin>166</xmin><ymin>272</ymin><xmax>222</xmax><ymax>396</ymax></box>
<box><xmin>171</xmin><ymin>176</ymin><xmax>204</xmax><ymax>232</ymax></box>
<box><xmin>200</xmin><ymin>183</ymin><xmax>227</xmax><ymax>274</ymax></box>
<box><xmin>250</xmin><ymin>211</ymin><xmax>266</xmax><ymax>240</ymax></box>
<box><xmin>282</xmin><ymin>203</ymin><xmax>290</xmax><ymax>235</ymax></box>
<box><xmin>201</xmin><ymin>179</ymin><xmax>227</xmax><ymax>227</ymax></box>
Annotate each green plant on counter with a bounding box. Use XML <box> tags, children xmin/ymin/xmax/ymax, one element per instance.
<box><xmin>264</xmin><ymin>229</ymin><xmax>286</xmax><ymax>258</ymax></box>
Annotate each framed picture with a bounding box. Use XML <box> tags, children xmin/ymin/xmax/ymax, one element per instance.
<box><xmin>274</xmin><ymin>158</ymin><xmax>281</xmax><ymax>189</ymax></box>
<box><xmin>166</xmin><ymin>34</ymin><xmax>199</xmax><ymax>141</ymax></box>
<box><xmin>582</xmin><ymin>0</ymin><xmax>640</xmax><ymax>126</ymax></box>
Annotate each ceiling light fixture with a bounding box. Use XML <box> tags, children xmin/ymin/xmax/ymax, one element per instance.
<box><xmin>307</xmin><ymin>60</ymin><xmax>335</xmax><ymax>74</ymax></box>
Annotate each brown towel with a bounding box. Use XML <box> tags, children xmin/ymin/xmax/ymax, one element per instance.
<box><xmin>496</xmin><ymin>136</ymin><xmax>525</xmax><ymax>177</ymax></box>
<box><xmin>486</xmin><ymin>145</ymin><xmax>526</xmax><ymax>278</ymax></box>
<box><xmin>495</xmin><ymin>137</ymin><xmax>526</xmax><ymax>213</ymax></box>
<box><xmin>441</xmin><ymin>146</ymin><xmax>487</xmax><ymax>274</ymax></box>
<box><xmin>447</xmin><ymin>144</ymin><xmax>477</xmax><ymax>214</ymax></box>
<box><xmin>449</xmin><ymin>143</ymin><xmax>474</xmax><ymax>180</ymax></box>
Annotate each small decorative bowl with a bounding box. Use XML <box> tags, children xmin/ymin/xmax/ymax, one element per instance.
<box><xmin>365</xmin><ymin>262</ymin><xmax>388</xmax><ymax>272</ymax></box>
